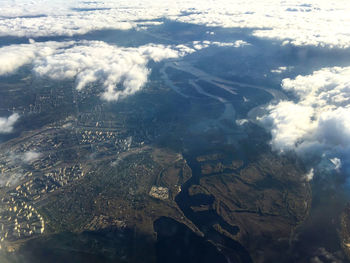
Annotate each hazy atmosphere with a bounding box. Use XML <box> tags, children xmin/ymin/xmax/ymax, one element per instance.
<box><xmin>0</xmin><ymin>1</ymin><xmax>350</xmax><ymax>262</ymax></box>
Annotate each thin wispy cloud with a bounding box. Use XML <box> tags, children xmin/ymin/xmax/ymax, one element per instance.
<box><xmin>22</xmin><ymin>150</ymin><xmax>41</xmax><ymax>163</ymax></box>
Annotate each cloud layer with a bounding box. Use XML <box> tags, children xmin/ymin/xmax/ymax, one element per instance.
<box><xmin>173</xmin><ymin>0</ymin><xmax>350</xmax><ymax>48</ymax></box>
<box><xmin>259</xmin><ymin>66</ymin><xmax>350</xmax><ymax>173</ymax></box>
<box><xmin>1</xmin><ymin>0</ymin><xmax>350</xmax><ymax>48</ymax></box>
<box><xmin>0</xmin><ymin>0</ymin><xmax>174</xmax><ymax>37</ymax></box>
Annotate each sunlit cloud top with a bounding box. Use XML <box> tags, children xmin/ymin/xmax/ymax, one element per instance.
<box><xmin>0</xmin><ymin>0</ymin><xmax>350</xmax><ymax>48</ymax></box>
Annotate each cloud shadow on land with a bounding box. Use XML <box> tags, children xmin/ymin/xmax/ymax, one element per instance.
<box><xmin>2</xmin><ymin>226</ymin><xmax>156</xmax><ymax>263</ymax></box>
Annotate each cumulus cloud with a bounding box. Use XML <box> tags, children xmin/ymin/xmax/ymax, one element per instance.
<box><xmin>1</xmin><ymin>0</ymin><xmax>350</xmax><ymax>48</ymax></box>
<box><xmin>0</xmin><ymin>40</ymin><xmax>68</xmax><ymax>76</ymax></box>
<box><xmin>32</xmin><ymin>41</ymin><xmax>190</xmax><ymax>100</ymax></box>
<box><xmin>0</xmin><ymin>40</ymin><xmax>194</xmax><ymax>101</ymax></box>
<box><xmin>259</xmin><ymin>66</ymin><xmax>350</xmax><ymax>173</ymax></box>
<box><xmin>0</xmin><ymin>113</ymin><xmax>19</xmax><ymax>133</ymax></box>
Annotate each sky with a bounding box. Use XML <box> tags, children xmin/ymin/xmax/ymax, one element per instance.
<box><xmin>0</xmin><ymin>0</ymin><xmax>349</xmax><ymax>177</ymax></box>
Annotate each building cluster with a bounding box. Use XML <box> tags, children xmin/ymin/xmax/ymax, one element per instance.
<box><xmin>149</xmin><ymin>186</ymin><xmax>169</xmax><ymax>200</ymax></box>
<box><xmin>0</xmin><ymin>163</ymin><xmax>84</xmax><ymax>248</ymax></box>
<box><xmin>78</xmin><ymin>130</ymin><xmax>118</xmax><ymax>145</ymax></box>
<box><xmin>0</xmin><ymin>197</ymin><xmax>44</xmax><ymax>247</ymax></box>
<box><xmin>44</xmin><ymin>164</ymin><xmax>84</xmax><ymax>189</ymax></box>
<box><xmin>0</xmin><ymin>87</ymin><xmax>148</xmax><ymax>249</ymax></box>
<box><xmin>29</xmin><ymin>164</ymin><xmax>84</xmax><ymax>200</ymax></box>
<box><xmin>29</xmin><ymin>91</ymin><xmax>66</xmax><ymax>114</ymax></box>
<box><xmin>76</xmin><ymin>128</ymin><xmax>136</xmax><ymax>157</ymax></box>
<box><xmin>10</xmin><ymin>86</ymin><xmax>68</xmax><ymax>117</ymax></box>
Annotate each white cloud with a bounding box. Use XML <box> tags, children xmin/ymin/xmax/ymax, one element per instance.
<box><xmin>259</xmin><ymin>66</ymin><xmax>350</xmax><ymax>171</ymax></box>
<box><xmin>0</xmin><ymin>150</ymin><xmax>42</xmax><ymax>187</ymax></box>
<box><xmin>1</xmin><ymin>1</ymin><xmax>350</xmax><ymax>48</ymax></box>
<box><xmin>23</xmin><ymin>151</ymin><xmax>41</xmax><ymax>163</ymax></box>
<box><xmin>0</xmin><ymin>40</ymin><xmax>68</xmax><ymax>76</ymax></box>
<box><xmin>271</xmin><ymin>66</ymin><xmax>287</xmax><ymax>74</ymax></box>
<box><xmin>7</xmin><ymin>150</ymin><xmax>42</xmax><ymax>164</ymax></box>
<box><xmin>0</xmin><ymin>40</ymin><xmax>193</xmax><ymax>101</ymax></box>
<box><xmin>0</xmin><ymin>38</ymin><xmax>248</xmax><ymax>103</ymax></box>
<box><xmin>0</xmin><ymin>113</ymin><xmax>19</xmax><ymax>133</ymax></box>
<box><xmin>0</xmin><ymin>1</ymin><xmax>176</xmax><ymax>37</ymax></box>
<box><xmin>0</xmin><ymin>172</ymin><xmax>22</xmax><ymax>187</ymax></box>
<box><xmin>305</xmin><ymin>168</ymin><xmax>314</xmax><ymax>181</ymax></box>
<box><xmin>236</xmin><ymin>119</ymin><xmax>249</xmax><ymax>126</ymax></box>
<box><xmin>330</xmin><ymin>157</ymin><xmax>342</xmax><ymax>171</ymax></box>
<box><xmin>0</xmin><ymin>44</ymin><xmax>35</xmax><ymax>75</ymax></box>
<box><xmin>33</xmin><ymin>41</ymin><xmax>188</xmax><ymax>101</ymax></box>
<box><xmin>0</xmin><ymin>0</ymin><xmax>71</xmax><ymax>18</ymax></box>
<box><xmin>173</xmin><ymin>0</ymin><xmax>350</xmax><ymax>48</ymax></box>
<box><xmin>0</xmin><ymin>10</ymin><xmax>135</xmax><ymax>37</ymax></box>
<box><xmin>258</xmin><ymin>101</ymin><xmax>315</xmax><ymax>152</ymax></box>
<box><xmin>232</xmin><ymin>40</ymin><xmax>250</xmax><ymax>48</ymax></box>
<box><xmin>191</xmin><ymin>40</ymin><xmax>249</xmax><ymax>50</ymax></box>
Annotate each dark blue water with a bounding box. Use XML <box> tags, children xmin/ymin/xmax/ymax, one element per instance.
<box><xmin>171</xmin><ymin>152</ymin><xmax>252</xmax><ymax>263</ymax></box>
